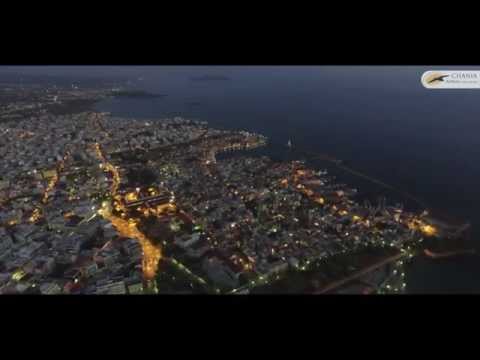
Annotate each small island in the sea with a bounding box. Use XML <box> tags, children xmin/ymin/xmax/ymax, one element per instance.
<box><xmin>189</xmin><ymin>75</ymin><xmax>231</xmax><ymax>82</ymax></box>
<box><xmin>111</xmin><ymin>89</ymin><xmax>167</xmax><ymax>99</ymax></box>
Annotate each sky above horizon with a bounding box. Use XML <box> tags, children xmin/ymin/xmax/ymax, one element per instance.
<box><xmin>3</xmin><ymin>65</ymin><xmax>480</xmax><ymax>78</ymax></box>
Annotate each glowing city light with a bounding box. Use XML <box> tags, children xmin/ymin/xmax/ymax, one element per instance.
<box><xmin>420</xmin><ymin>224</ymin><xmax>437</xmax><ymax>236</ymax></box>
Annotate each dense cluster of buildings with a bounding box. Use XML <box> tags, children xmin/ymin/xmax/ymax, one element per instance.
<box><xmin>0</xmin><ymin>85</ymin><xmax>238</xmax><ymax>293</ymax></box>
<box><xmin>151</xmin><ymin>152</ymin><xmax>433</xmax><ymax>293</ymax></box>
<box><xmin>0</xmin><ymin>84</ymin><xmax>439</xmax><ymax>295</ymax></box>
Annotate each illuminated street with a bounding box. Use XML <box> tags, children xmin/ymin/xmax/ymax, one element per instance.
<box><xmin>0</xmin><ymin>78</ymin><xmax>472</xmax><ymax>295</ymax></box>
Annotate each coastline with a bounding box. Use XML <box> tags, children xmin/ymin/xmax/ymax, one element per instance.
<box><xmin>92</xmin><ymin>91</ymin><xmax>478</xmax><ymax>292</ymax></box>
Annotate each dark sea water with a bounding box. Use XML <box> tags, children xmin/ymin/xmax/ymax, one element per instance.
<box><xmin>94</xmin><ymin>66</ymin><xmax>480</xmax><ymax>293</ymax></box>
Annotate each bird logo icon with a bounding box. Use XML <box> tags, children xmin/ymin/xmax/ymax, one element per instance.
<box><xmin>424</xmin><ymin>72</ymin><xmax>449</xmax><ymax>85</ymax></box>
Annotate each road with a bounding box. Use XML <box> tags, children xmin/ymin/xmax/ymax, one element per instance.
<box><xmin>314</xmin><ymin>252</ymin><xmax>406</xmax><ymax>294</ymax></box>
<box><xmin>424</xmin><ymin>248</ymin><xmax>475</xmax><ymax>259</ymax></box>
